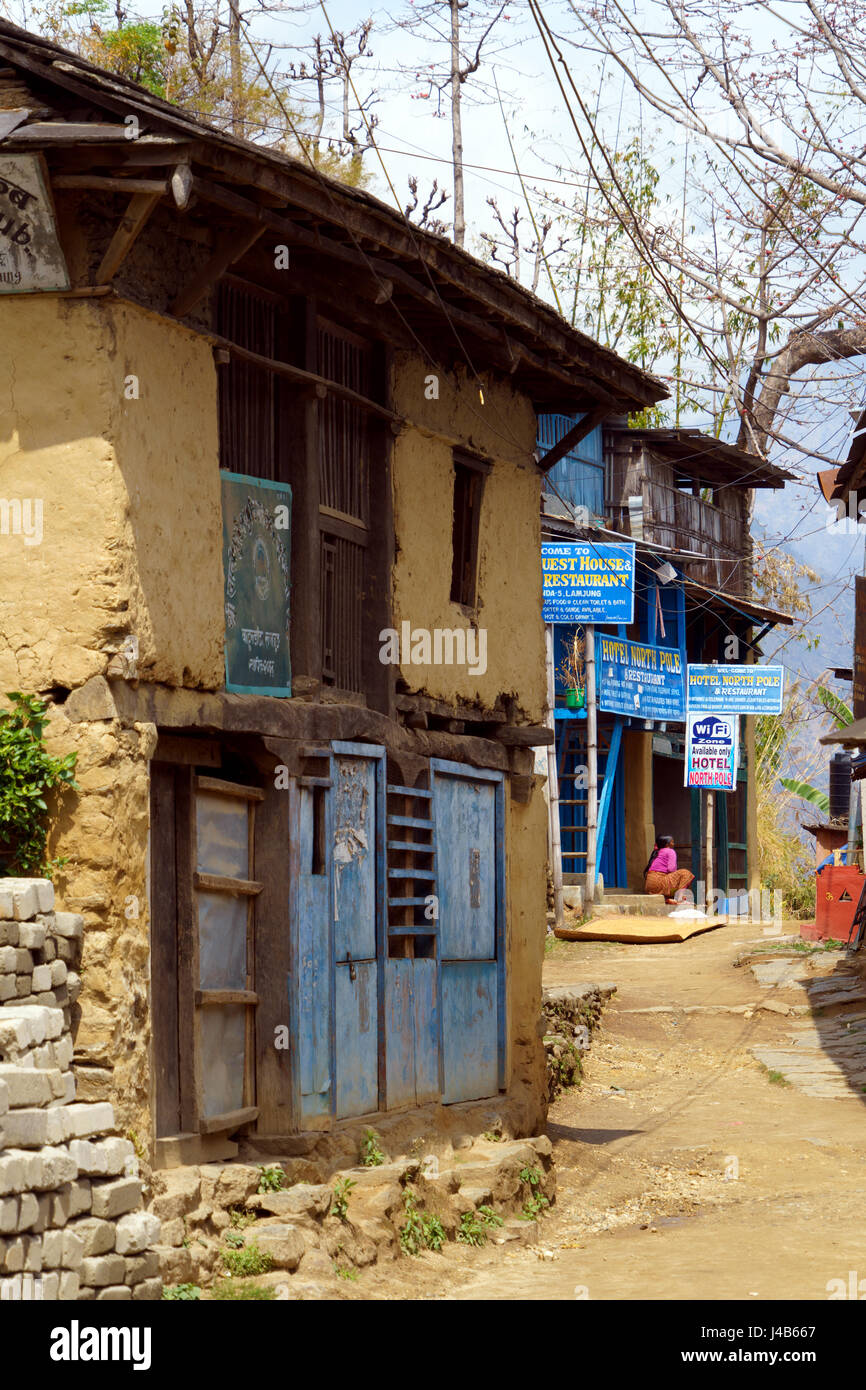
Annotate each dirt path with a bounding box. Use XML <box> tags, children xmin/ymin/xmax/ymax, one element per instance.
<box><xmin>441</xmin><ymin>924</ymin><xmax>866</xmax><ymax>1301</ymax></box>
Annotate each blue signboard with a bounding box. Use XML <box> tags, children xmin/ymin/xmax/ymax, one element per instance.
<box><xmin>542</xmin><ymin>542</ymin><xmax>635</xmax><ymax>624</ymax></box>
<box><xmin>596</xmin><ymin>634</ymin><xmax>685</xmax><ymax>721</ymax></box>
<box><xmin>685</xmin><ymin>711</ymin><xmax>740</xmax><ymax>791</ymax></box>
<box><xmin>687</xmin><ymin>663</ymin><xmax>784</xmax><ymax>715</ymax></box>
<box><xmin>221</xmin><ymin>470</ymin><xmax>292</xmax><ymax>696</ymax></box>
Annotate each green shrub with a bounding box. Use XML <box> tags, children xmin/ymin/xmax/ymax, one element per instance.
<box><xmin>221</xmin><ymin>1243</ymin><xmax>273</xmax><ymax>1277</ymax></box>
<box><xmin>456</xmin><ymin>1207</ymin><xmax>502</xmax><ymax>1246</ymax></box>
<box><xmin>331</xmin><ymin>1177</ymin><xmax>356</xmax><ymax>1221</ymax></box>
<box><xmin>162</xmin><ymin>1283</ymin><xmax>201</xmax><ymax>1300</ymax></box>
<box><xmin>211</xmin><ymin>1279</ymin><xmax>276</xmax><ymax>1301</ymax></box>
<box><xmin>360</xmin><ymin>1128</ymin><xmax>385</xmax><ymax>1167</ymax></box>
<box><xmin>256</xmin><ymin>1165</ymin><xmax>285</xmax><ymax>1194</ymax></box>
<box><xmin>0</xmin><ymin>692</ymin><xmax>78</xmax><ymax>877</ymax></box>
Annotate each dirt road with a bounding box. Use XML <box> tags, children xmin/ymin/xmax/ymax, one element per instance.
<box><xmin>440</xmin><ymin>923</ymin><xmax>866</xmax><ymax>1301</ymax></box>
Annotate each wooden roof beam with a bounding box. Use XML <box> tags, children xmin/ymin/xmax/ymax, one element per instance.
<box><xmin>170</xmin><ymin>223</ymin><xmax>265</xmax><ymax>319</ymax></box>
<box><xmin>95</xmin><ymin>189</ymin><xmax>161</xmax><ymax>284</ymax></box>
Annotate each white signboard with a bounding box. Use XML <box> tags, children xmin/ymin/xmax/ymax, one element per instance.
<box><xmin>685</xmin><ymin>711</ymin><xmax>740</xmax><ymax>792</ymax></box>
<box><xmin>0</xmin><ymin>155</ymin><xmax>70</xmax><ymax>294</ymax></box>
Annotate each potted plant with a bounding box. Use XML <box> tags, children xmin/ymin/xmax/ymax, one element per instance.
<box><xmin>557</xmin><ymin>630</ymin><xmax>588</xmax><ymax>716</ymax></box>
<box><xmin>0</xmin><ymin>692</ymin><xmax>78</xmax><ymax>877</ymax></box>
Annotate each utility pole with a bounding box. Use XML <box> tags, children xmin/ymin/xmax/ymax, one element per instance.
<box><xmin>585</xmin><ymin>624</ymin><xmax>598</xmax><ymax>906</ymax></box>
<box><xmin>545</xmin><ymin>625</ymin><xmax>564</xmax><ymax>929</ymax></box>
<box><xmin>449</xmin><ymin>0</ymin><xmax>465</xmax><ymax>247</ymax></box>
<box><xmin>705</xmin><ymin>790</ymin><xmax>714</xmax><ymax>913</ymax></box>
<box><xmin>229</xmin><ymin>0</ymin><xmax>242</xmax><ymax>137</ymax></box>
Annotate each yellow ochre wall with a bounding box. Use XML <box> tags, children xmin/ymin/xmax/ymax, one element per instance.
<box><xmin>390</xmin><ymin>354</ymin><xmax>546</xmax><ymax>723</ymax></box>
<box><xmin>0</xmin><ymin>296</ymin><xmax>224</xmax><ymax>695</ymax></box>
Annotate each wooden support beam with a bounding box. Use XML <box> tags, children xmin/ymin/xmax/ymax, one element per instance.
<box><xmin>53</xmin><ymin>174</ymin><xmax>168</xmax><ymax>194</ymax></box>
<box><xmin>170</xmin><ymin>224</ymin><xmax>264</xmax><ymax>318</ymax></box>
<box><xmin>210</xmin><ymin>332</ymin><xmax>401</xmax><ymax>424</ymax></box>
<box><xmin>95</xmin><ymin>190</ymin><xmax>161</xmax><ymax>284</ymax></box>
<box><xmin>537</xmin><ymin>405</ymin><xmax>610</xmax><ymax>473</ymax></box>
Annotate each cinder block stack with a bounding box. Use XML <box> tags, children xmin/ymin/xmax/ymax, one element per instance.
<box><xmin>0</xmin><ymin>879</ymin><xmax>161</xmax><ymax>1300</ymax></box>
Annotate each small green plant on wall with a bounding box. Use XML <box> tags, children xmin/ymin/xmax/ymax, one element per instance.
<box><xmin>0</xmin><ymin>692</ymin><xmax>78</xmax><ymax>877</ymax></box>
<box><xmin>360</xmin><ymin>1128</ymin><xmax>385</xmax><ymax>1167</ymax></box>
<box><xmin>331</xmin><ymin>1177</ymin><xmax>356</xmax><ymax>1221</ymax></box>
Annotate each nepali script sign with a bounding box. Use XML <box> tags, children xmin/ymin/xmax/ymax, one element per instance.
<box><xmin>596</xmin><ymin>635</ymin><xmax>685</xmax><ymax>721</ymax></box>
<box><xmin>0</xmin><ymin>155</ymin><xmax>70</xmax><ymax>294</ymax></box>
<box><xmin>687</xmin><ymin>664</ymin><xmax>784</xmax><ymax>715</ymax></box>
<box><xmin>542</xmin><ymin>542</ymin><xmax>635</xmax><ymax>624</ymax></box>
<box><xmin>221</xmin><ymin>471</ymin><xmax>292</xmax><ymax>697</ymax></box>
<box><xmin>685</xmin><ymin>711</ymin><xmax>740</xmax><ymax>791</ymax></box>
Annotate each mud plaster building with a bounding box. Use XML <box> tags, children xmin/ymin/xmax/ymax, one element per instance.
<box><xmin>0</xmin><ymin>24</ymin><xmax>662</xmax><ymax>1168</ymax></box>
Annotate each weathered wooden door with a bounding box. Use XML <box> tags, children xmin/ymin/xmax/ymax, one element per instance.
<box><xmin>431</xmin><ymin>760</ymin><xmax>504</xmax><ymax>1104</ymax></box>
<box><xmin>297</xmin><ymin>777</ymin><xmax>331</xmax><ymax>1126</ymax></box>
<box><xmin>332</xmin><ymin>742</ymin><xmax>385</xmax><ymax>1117</ymax></box>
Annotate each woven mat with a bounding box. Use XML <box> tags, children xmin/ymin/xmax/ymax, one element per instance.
<box><xmin>554</xmin><ymin>914</ymin><xmax>727</xmax><ymax>944</ymax></box>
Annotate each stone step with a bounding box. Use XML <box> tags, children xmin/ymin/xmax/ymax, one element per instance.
<box><xmin>591</xmin><ymin>895</ymin><xmax>672</xmax><ymax>918</ymax></box>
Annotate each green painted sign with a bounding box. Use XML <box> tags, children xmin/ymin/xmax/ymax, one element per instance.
<box><xmin>221</xmin><ymin>470</ymin><xmax>292</xmax><ymax>696</ymax></box>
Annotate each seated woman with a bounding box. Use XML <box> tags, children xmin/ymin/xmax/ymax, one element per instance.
<box><xmin>644</xmin><ymin>835</ymin><xmax>695</xmax><ymax>905</ymax></box>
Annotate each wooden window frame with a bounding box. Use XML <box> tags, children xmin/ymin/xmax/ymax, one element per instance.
<box><xmin>450</xmin><ymin>451</ymin><xmax>489</xmax><ymax>611</ymax></box>
<box><xmin>191</xmin><ymin>774</ymin><xmax>263</xmax><ymax>1135</ymax></box>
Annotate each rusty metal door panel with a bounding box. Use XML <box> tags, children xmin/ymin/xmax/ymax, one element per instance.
<box><xmin>333</xmin><ymin>754</ymin><xmax>377</xmax><ymax>961</ymax></box>
<box><xmin>440</xmin><ymin>961</ymin><xmax>498</xmax><ymax>1103</ymax></box>
<box><xmin>433</xmin><ymin>774</ymin><xmax>496</xmax><ymax>960</ymax></box>
<box><xmin>335</xmin><ymin>959</ymin><xmax>379</xmax><ymax>1117</ymax></box>
<box><xmin>384</xmin><ymin>959</ymin><xmax>415</xmax><ymax>1108</ymax></box>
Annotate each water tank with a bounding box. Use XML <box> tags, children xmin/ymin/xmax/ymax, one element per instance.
<box><xmin>829</xmin><ymin>752</ymin><xmax>852</xmax><ymax>820</ymax></box>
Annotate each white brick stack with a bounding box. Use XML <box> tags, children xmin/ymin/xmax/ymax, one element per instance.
<box><xmin>0</xmin><ymin>879</ymin><xmax>161</xmax><ymax>1300</ymax></box>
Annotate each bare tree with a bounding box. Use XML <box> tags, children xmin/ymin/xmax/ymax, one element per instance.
<box><xmin>534</xmin><ymin>0</ymin><xmax>866</xmax><ymax>466</ymax></box>
<box><xmin>288</xmin><ymin>20</ymin><xmax>379</xmax><ymax>159</ymax></box>
<box><xmin>394</xmin><ymin>0</ymin><xmax>512</xmax><ymax>247</ymax></box>
<box><xmin>405</xmin><ymin>175</ymin><xmax>450</xmax><ymax>233</ymax></box>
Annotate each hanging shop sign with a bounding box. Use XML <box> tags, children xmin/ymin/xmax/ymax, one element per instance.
<box><xmin>685</xmin><ymin>711</ymin><xmax>740</xmax><ymax>791</ymax></box>
<box><xmin>0</xmin><ymin>155</ymin><xmax>70</xmax><ymax>294</ymax></box>
<box><xmin>686</xmin><ymin>663</ymin><xmax>784</xmax><ymax>715</ymax></box>
<box><xmin>596</xmin><ymin>635</ymin><xmax>685</xmax><ymax>721</ymax></box>
<box><xmin>221</xmin><ymin>470</ymin><xmax>292</xmax><ymax>696</ymax></box>
<box><xmin>542</xmin><ymin>541</ymin><xmax>635</xmax><ymax>624</ymax></box>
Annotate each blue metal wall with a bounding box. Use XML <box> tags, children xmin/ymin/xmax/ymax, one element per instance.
<box><xmin>537</xmin><ymin>414</ymin><xmax>605</xmax><ymax>516</ymax></box>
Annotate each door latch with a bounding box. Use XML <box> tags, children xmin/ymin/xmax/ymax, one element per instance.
<box><xmin>347</xmin><ymin>950</ymin><xmax>357</xmax><ymax>982</ymax></box>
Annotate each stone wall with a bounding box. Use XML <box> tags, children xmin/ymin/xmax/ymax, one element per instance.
<box><xmin>0</xmin><ymin>878</ymin><xmax>161</xmax><ymax>1300</ymax></box>
<box><xmin>542</xmin><ymin>983</ymin><xmax>616</xmax><ymax>1103</ymax></box>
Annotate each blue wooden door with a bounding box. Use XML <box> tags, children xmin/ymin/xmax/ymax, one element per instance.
<box><xmin>432</xmin><ymin>761</ymin><xmax>503</xmax><ymax>1104</ymax></box>
<box><xmin>332</xmin><ymin>745</ymin><xmax>383</xmax><ymax>1118</ymax></box>
<box><xmin>298</xmin><ymin>785</ymin><xmax>331</xmax><ymax>1124</ymax></box>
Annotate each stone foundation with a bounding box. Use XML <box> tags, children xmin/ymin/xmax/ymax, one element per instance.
<box><xmin>0</xmin><ymin>879</ymin><xmax>161</xmax><ymax>1300</ymax></box>
<box><xmin>150</xmin><ymin>1131</ymin><xmax>555</xmax><ymax>1297</ymax></box>
<box><xmin>542</xmin><ymin>982</ymin><xmax>616</xmax><ymax>1102</ymax></box>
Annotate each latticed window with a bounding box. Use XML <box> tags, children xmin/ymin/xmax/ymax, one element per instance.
<box><xmin>216</xmin><ymin>280</ymin><xmax>280</xmax><ymax>482</ymax></box>
<box><xmin>318</xmin><ymin>319</ymin><xmax>371</xmax><ymax>691</ymax></box>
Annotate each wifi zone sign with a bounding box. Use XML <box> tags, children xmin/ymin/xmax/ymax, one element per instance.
<box><xmin>691</xmin><ymin>714</ymin><xmax>733</xmax><ymax>744</ymax></box>
<box><xmin>686</xmin><ymin>711</ymin><xmax>739</xmax><ymax>791</ymax></box>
